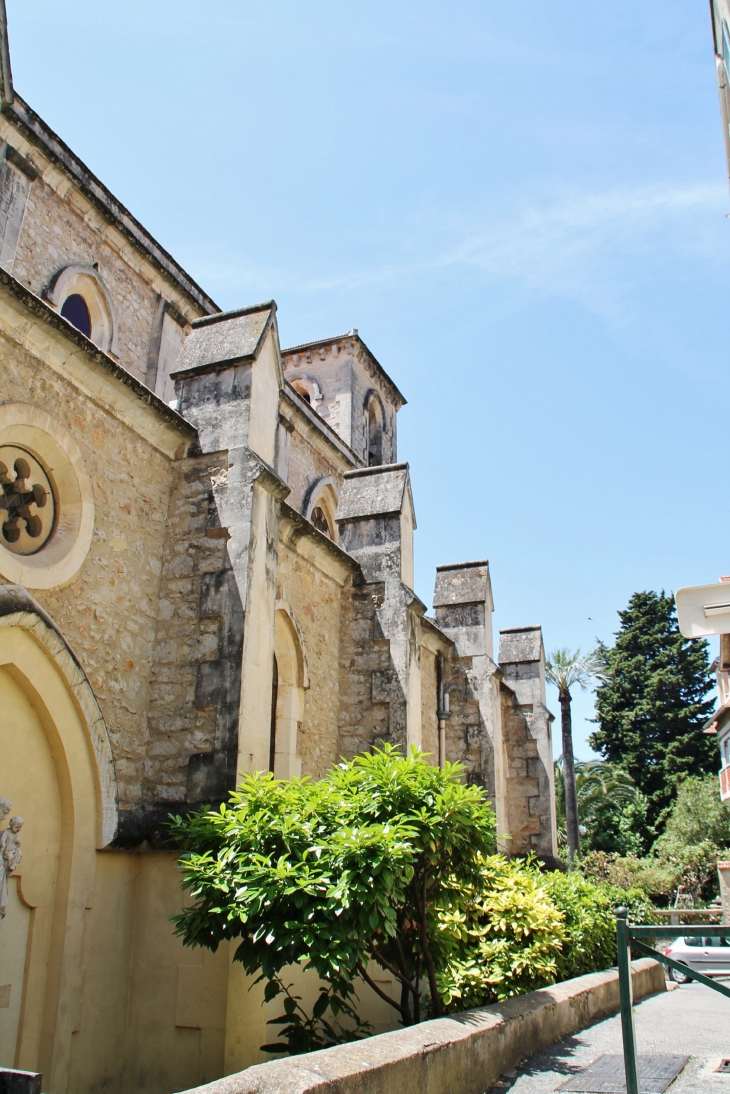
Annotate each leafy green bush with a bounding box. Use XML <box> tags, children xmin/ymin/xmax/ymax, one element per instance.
<box><xmin>436</xmin><ymin>857</ymin><xmax>651</xmax><ymax>1013</ymax></box>
<box><xmin>542</xmin><ymin>871</ymin><xmax>656</xmax><ymax>979</ymax></box>
<box><xmin>436</xmin><ymin>855</ymin><xmax>566</xmax><ymax>1010</ymax></box>
<box><xmin>579</xmin><ymin>851</ymin><xmax>675</xmax><ymax>902</ymax></box>
<box><xmin>171</xmin><ymin>746</ymin><xmax>653</xmax><ymax>1054</ymax></box>
<box><xmin>170</xmin><ymin>745</ymin><xmax>496</xmax><ymax>1051</ymax></box>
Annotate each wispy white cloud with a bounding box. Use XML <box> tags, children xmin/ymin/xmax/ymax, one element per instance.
<box><xmin>193</xmin><ymin>182</ymin><xmax>728</xmax><ymax>323</ymax></box>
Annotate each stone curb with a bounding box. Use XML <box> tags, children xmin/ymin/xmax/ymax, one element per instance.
<box><xmin>177</xmin><ymin>958</ymin><xmax>664</xmax><ymax>1094</ymax></box>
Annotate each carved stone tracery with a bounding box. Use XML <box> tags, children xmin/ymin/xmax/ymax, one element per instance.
<box><xmin>0</xmin><ymin>445</ymin><xmax>55</xmax><ymax>555</ymax></box>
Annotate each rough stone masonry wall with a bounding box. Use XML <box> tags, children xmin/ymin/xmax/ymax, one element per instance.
<box><xmin>285</xmin><ymin>427</ymin><xmax>345</xmax><ymax>518</ymax></box>
<box><xmin>338</xmin><ymin>580</ymin><xmax>393</xmax><ymax>757</ymax></box>
<box><xmin>7</xmin><ymin>158</ymin><xmax>188</xmax><ymax>382</ymax></box>
<box><xmin>500</xmin><ymin>684</ymin><xmax>541</xmax><ymax>853</ymax></box>
<box><xmin>276</xmin><ymin>540</ymin><xmax>343</xmax><ymax>780</ymax></box>
<box><xmin>442</xmin><ymin>655</ymin><xmax>490</xmax><ymax>789</ymax></box>
<box><xmin>141</xmin><ymin>451</ymin><xmax>244</xmax><ymax>841</ymax></box>
<box><xmin>0</xmin><ymin>326</ymin><xmax>174</xmax><ymax>824</ymax></box>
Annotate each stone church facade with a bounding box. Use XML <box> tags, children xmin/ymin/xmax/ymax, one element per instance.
<box><xmin>0</xmin><ymin>14</ymin><xmax>556</xmax><ymax>1094</ymax></box>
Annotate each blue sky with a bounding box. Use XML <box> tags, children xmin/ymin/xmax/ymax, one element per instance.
<box><xmin>9</xmin><ymin>1</ymin><xmax>730</xmax><ymax>757</ymax></box>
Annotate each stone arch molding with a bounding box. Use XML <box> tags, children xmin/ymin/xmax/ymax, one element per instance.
<box><xmin>274</xmin><ymin>599</ymin><xmax>309</xmax><ymax>689</ymax></box>
<box><xmin>0</xmin><ymin>584</ymin><xmax>118</xmax><ymax>847</ymax></box>
<box><xmin>302</xmin><ymin>476</ymin><xmax>339</xmax><ymax>541</ymax></box>
<box><xmin>0</xmin><ymin>402</ymin><xmax>95</xmax><ymax>589</ymax></box>
<box><xmin>364</xmin><ymin>389</ymin><xmax>385</xmax><ymax>466</ymax></box>
<box><xmin>289</xmin><ymin>375</ymin><xmax>323</xmax><ymax>410</ymax></box>
<box><xmin>46</xmin><ymin>263</ymin><xmax>120</xmax><ymax>357</ymax></box>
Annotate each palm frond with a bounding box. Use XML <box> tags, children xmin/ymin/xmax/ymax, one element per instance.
<box><xmin>545</xmin><ymin>647</ymin><xmax>606</xmax><ymax>694</ymax></box>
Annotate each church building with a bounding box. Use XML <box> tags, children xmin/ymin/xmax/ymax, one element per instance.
<box><xmin>0</xmin><ymin>11</ymin><xmax>556</xmax><ymax>1093</ymax></box>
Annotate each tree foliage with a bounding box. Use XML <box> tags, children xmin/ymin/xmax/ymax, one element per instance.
<box><xmin>436</xmin><ymin>855</ymin><xmax>567</xmax><ymax>1011</ymax></box>
<box><xmin>434</xmin><ymin>855</ymin><xmax>655</xmax><ymax>1013</ymax></box>
<box><xmin>546</xmin><ymin>647</ymin><xmax>604</xmax><ymax>859</ymax></box>
<box><xmin>590</xmin><ymin>591</ymin><xmax>715</xmax><ymax>830</ymax></box>
<box><xmin>545</xmin><ymin>648</ymin><xmax>605</xmax><ymax>695</ymax></box>
<box><xmin>580</xmin><ymin>775</ymin><xmax>730</xmax><ymax>905</ymax></box>
<box><xmin>554</xmin><ymin>758</ymin><xmax>651</xmax><ymax>856</ymax></box>
<box><xmin>170</xmin><ymin>746</ymin><xmax>496</xmax><ymax>1050</ymax></box>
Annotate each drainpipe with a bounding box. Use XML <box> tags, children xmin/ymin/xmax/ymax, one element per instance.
<box><xmin>436</xmin><ymin>652</ymin><xmax>452</xmax><ymax>769</ymax></box>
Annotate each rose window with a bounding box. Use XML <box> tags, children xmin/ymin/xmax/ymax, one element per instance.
<box><xmin>0</xmin><ymin>446</ymin><xmax>55</xmax><ymax>555</ymax></box>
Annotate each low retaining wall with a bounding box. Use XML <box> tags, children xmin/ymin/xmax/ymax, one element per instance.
<box><xmin>180</xmin><ymin>958</ymin><xmax>664</xmax><ymax>1094</ymax></box>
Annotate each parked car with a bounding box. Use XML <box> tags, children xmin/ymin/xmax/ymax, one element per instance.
<box><xmin>664</xmin><ymin>935</ymin><xmax>730</xmax><ymax>983</ymax></box>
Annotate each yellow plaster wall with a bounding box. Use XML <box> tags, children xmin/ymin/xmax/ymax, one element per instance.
<box><xmin>70</xmin><ymin>851</ymin><xmax>230</xmax><ymax>1094</ymax></box>
<box><xmin>0</xmin><ymin>625</ymin><xmax>98</xmax><ymax>1094</ymax></box>
<box><xmin>0</xmin><ymin>666</ymin><xmax>61</xmax><ymax>1071</ymax></box>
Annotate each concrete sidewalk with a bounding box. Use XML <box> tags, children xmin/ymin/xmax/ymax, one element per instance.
<box><xmin>486</xmin><ymin>982</ymin><xmax>730</xmax><ymax>1093</ymax></box>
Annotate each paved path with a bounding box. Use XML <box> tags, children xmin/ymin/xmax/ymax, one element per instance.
<box><xmin>486</xmin><ymin>981</ymin><xmax>730</xmax><ymax>1093</ymax></box>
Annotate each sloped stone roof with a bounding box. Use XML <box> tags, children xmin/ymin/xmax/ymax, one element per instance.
<box><xmin>433</xmin><ymin>561</ymin><xmax>490</xmax><ymax>607</ymax></box>
<box><xmin>336</xmin><ymin>464</ymin><xmax>410</xmax><ymax>521</ymax></box>
<box><xmin>498</xmin><ymin>626</ymin><xmax>543</xmax><ymax>664</ymax></box>
<box><xmin>172</xmin><ymin>303</ymin><xmax>274</xmax><ymax>376</ymax></box>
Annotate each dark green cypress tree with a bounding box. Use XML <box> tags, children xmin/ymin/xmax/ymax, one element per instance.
<box><xmin>590</xmin><ymin>590</ymin><xmax>716</xmax><ymax>833</ymax></box>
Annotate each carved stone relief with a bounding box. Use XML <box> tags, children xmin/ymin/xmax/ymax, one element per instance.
<box><xmin>0</xmin><ymin>797</ymin><xmax>23</xmax><ymax>930</ymax></box>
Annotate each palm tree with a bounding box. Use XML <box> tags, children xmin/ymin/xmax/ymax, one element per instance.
<box><xmin>553</xmin><ymin>757</ymin><xmax>638</xmax><ymax>848</ymax></box>
<box><xmin>545</xmin><ymin>648</ymin><xmax>604</xmax><ymax>860</ymax></box>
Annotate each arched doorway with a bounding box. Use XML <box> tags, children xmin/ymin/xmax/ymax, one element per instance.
<box><xmin>0</xmin><ymin>595</ymin><xmax>115</xmax><ymax>1090</ymax></box>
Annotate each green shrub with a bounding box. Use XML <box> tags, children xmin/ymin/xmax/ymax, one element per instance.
<box><xmin>436</xmin><ymin>855</ymin><xmax>566</xmax><ymax>1010</ymax></box>
<box><xmin>580</xmin><ymin>776</ymin><xmax>730</xmax><ymax>906</ymax></box>
<box><xmin>654</xmin><ymin>774</ymin><xmax>730</xmax><ymax>850</ymax></box>
<box><xmin>436</xmin><ymin>857</ymin><xmax>649</xmax><ymax>1012</ymax></box>
<box><xmin>542</xmin><ymin>871</ymin><xmax>656</xmax><ymax>980</ymax></box>
<box><xmin>579</xmin><ymin>850</ymin><xmax>675</xmax><ymax>901</ymax></box>
<box><xmin>170</xmin><ymin>745</ymin><xmax>496</xmax><ymax>1051</ymax></box>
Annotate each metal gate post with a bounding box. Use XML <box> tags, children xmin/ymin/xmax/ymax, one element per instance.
<box><xmin>616</xmin><ymin>907</ymin><xmax>640</xmax><ymax>1094</ymax></box>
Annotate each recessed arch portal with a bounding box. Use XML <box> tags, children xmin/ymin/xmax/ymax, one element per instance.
<box><xmin>0</xmin><ymin>588</ymin><xmax>116</xmax><ymax>1083</ymax></box>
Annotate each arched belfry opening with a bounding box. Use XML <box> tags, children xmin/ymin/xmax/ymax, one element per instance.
<box><xmin>367</xmin><ymin>394</ymin><xmax>384</xmax><ymax>466</ymax></box>
<box><xmin>270</xmin><ymin>606</ymin><xmax>306</xmax><ymax>779</ymax></box>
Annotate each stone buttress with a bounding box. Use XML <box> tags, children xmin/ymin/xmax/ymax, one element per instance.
<box><xmin>498</xmin><ymin>626</ymin><xmax>558</xmax><ymax>859</ymax></box>
<box><xmin>336</xmin><ymin>463</ymin><xmax>425</xmax><ymax>755</ymax></box>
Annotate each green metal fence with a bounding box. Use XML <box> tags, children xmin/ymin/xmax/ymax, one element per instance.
<box><xmin>616</xmin><ymin>907</ymin><xmax>730</xmax><ymax>1094</ymax></box>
